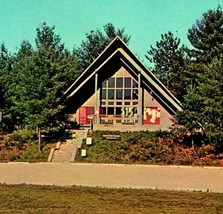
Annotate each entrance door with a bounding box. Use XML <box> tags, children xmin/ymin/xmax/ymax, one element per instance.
<box><xmin>79</xmin><ymin>106</ymin><xmax>94</xmax><ymax>125</ymax></box>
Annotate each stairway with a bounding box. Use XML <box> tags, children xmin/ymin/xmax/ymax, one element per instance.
<box><xmin>51</xmin><ymin>130</ymin><xmax>87</xmax><ymax>163</ymax></box>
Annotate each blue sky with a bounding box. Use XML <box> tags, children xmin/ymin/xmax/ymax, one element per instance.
<box><xmin>0</xmin><ymin>0</ymin><xmax>222</xmax><ymax>63</ymax></box>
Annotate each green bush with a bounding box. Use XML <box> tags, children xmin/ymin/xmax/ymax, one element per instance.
<box><xmin>76</xmin><ymin>130</ymin><xmax>220</xmax><ymax>166</ymax></box>
<box><xmin>9</xmin><ymin>128</ymin><xmax>34</xmax><ymax>144</ymax></box>
<box><xmin>205</xmin><ymin>132</ymin><xmax>223</xmax><ymax>152</ymax></box>
<box><xmin>7</xmin><ymin>128</ymin><xmax>35</xmax><ymax>150</ymax></box>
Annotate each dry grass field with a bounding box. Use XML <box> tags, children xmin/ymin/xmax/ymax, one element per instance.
<box><xmin>0</xmin><ymin>184</ymin><xmax>223</xmax><ymax>213</ymax></box>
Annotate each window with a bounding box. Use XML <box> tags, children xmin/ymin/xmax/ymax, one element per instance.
<box><xmin>124</xmin><ymin>89</ymin><xmax>131</xmax><ymax>99</ymax></box>
<box><xmin>132</xmin><ymin>107</ymin><xmax>138</xmax><ymax>114</ymax></box>
<box><xmin>125</xmin><ymin>102</ymin><xmax>130</xmax><ymax>105</ymax></box>
<box><xmin>133</xmin><ymin>89</ymin><xmax>138</xmax><ymax>100</ymax></box>
<box><xmin>100</xmin><ymin>76</ymin><xmax>139</xmax><ymax>123</ymax></box>
<box><xmin>102</xmin><ymin>81</ymin><xmax>107</xmax><ymax>88</ymax></box>
<box><xmin>88</xmin><ymin>107</ymin><xmax>94</xmax><ymax>115</ymax></box>
<box><xmin>116</xmin><ymin>107</ymin><xmax>122</xmax><ymax>115</ymax></box>
<box><xmin>116</xmin><ymin>89</ymin><xmax>123</xmax><ymax>99</ymax></box>
<box><xmin>107</xmin><ymin>107</ymin><xmax>114</xmax><ymax>115</ymax></box>
<box><xmin>124</xmin><ymin>77</ymin><xmax>131</xmax><ymax>88</ymax></box>
<box><xmin>108</xmin><ymin>89</ymin><xmax>114</xmax><ymax>99</ymax></box>
<box><xmin>108</xmin><ymin>78</ymin><xmax>115</xmax><ymax>88</ymax></box>
<box><xmin>133</xmin><ymin>79</ymin><xmax>138</xmax><ymax>88</ymax></box>
<box><xmin>101</xmin><ymin>89</ymin><xmax>106</xmax><ymax>99</ymax></box>
<box><xmin>116</xmin><ymin>77</ymin><xmax>123</xmax><ymax>88</ymax></box>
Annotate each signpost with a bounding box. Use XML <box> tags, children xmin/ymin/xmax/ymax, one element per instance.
<box><xmin>87</xmin><ymin>115</ymin><xmax>94</xmax><ymax>130</ymax></box>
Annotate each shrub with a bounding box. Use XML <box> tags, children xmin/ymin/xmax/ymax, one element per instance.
<box><xmin>77</xmin><ymin>130</ymin><xmax>221</xmax><ymax>166</ymax></box>
<box><xmin>9</xmin><ymin>128</ymin><xmax>34</xmax><ymax>144</ymax></box>
<box><xmin>205</xmin><ymin>132</ymin><xmax>223</xmax><ymax>152</ymax></box>
<box><xmin>7</xmin><ymin>128</ymin><xmax>35</xmax><ymax>150</ymax></box>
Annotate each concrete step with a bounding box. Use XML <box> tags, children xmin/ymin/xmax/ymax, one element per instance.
<box><xmin>50</xmin><ymin>130</ymin><xmax>88</xmax><ymax>163</ymax></box>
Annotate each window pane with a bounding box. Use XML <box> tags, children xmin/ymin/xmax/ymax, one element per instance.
<box><xmin>133</xmin><ymin>89</ymin><xmax>138</xmax><ymax>100</ymax></box>
<box><xmin>116</xmin><ymin>107</ymin><xmax>122</xmax><ymax>115</ymax></box>
<box><xmin>88</xmin><ymin>107</ymin><xmax>94</xmax><ymax>115</ymax></box>
<box><xmin>116</xmin><ymin>89</ymin><xmax>123</xmax><ymax>99</ymax></box>
<box><xmin>101</xmin><ymin>89</ymin><xmax>106</xmax><ymax>99</ymax></box>
<box><xmin>108</xmin><ymin>89</ymin><xmax>114</xmax><ymax>99</ymax></box>
<box><xmin>124</xmin><ymin>77</ymin><xmax>131</xmax><ymax>88</ymax></box>
<box><xmin>102</xmin><ymin>80</ymin><xmax>107</xmax><ymax>88</ymax></box>
<box><xmin>116</xmin><ymin>77</ymin><xmax>123</xmax><ymax>88</ymax></box>
<box><xmin>108</xmin><ymin>78</ymin><xmax>115</xmax><ymax>88</ymax></box>
<box><xmin>107</xmin><ymin>107</ymin><xmax>114</xmax><ymax>115</ymax></box>
<box><xmin>124</xmin><ymin>89</ymin><xmax>131</xmax><ymax>99</ymax></box>
<box><xmin>132</xmin><ymin>107</ymin><xmax>138</xmax><ymax>114</ymax></box>
<box><xmin>133</xmin><ymin>79</ymin><xmax>138</xmax><ymax>88</ymax></box>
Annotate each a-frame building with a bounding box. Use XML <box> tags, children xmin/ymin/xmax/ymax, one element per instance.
<box><xmin>63</xmin><ymin>36</ymin><xmax>182</xmax><ymax>131</ymax></box>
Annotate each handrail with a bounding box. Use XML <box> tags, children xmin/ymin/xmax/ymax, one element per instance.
<box><xmin>47</xmin><ymin>148</ymin><xmax>55</xmax><ymax>162</ymax></box>
<box><xmin>47</xmin><ymin>141</ymin><xmax>61</xmax><ymax>162</ymax></box>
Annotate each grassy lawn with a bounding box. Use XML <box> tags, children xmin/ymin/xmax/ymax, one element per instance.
<box><xmin>0</xmin><ymin>184</ymin><xmax>222</xmax><ymax>214</ymax></box>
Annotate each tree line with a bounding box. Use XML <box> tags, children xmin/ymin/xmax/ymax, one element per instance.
<box><xmin>0</xmin><ymin>23</ymin><xmax>130</xmax><ymax>134</ymax></box>
<box><xmin>147</xmin><ymin>6</ymin><xmax>223</xmax><ymax>145</ymax></box>
<box><xmin>0</xmin><ymin>6</ymin><xmax>222</xmax><ymax>145</ymax></box>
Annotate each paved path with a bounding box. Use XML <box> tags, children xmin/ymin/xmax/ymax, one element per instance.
<box><xmin>0</xmin><ymin>162</ymin><xmax>223</xmax><ymax>193</ymax></box>
<box><xmin>51</xmin><ymin>130</ymin><xmax>87</xmax><ymax>162</ymax></box>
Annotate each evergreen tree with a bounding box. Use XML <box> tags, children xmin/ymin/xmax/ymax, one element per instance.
<box><xmin>0</xmin><ymin>44</ymin><xmax>15</xmax><ymax>128</ymax></box>
<box><xmin>3</xmin><ymin>41</ymin><xmax>34</xmax><ymax>129</ymax></box>
<box><xmin>145</xmin><ymin>31</ymin><xmax>187</xmax><ymax>101</ymax></box>
<box><xmin>177</xmin><ymin>59</ymin><xmax>223</xmax><ymax>134</ymax></box>
<box><xmin>29</xmin><ymin>23</ymin><xmax>80</xmax><ymax>130</ymax></box>
<box><xmin>188</xmin><ymin>5</ymin><xmax>223</xmax><ymax>63</ymax></box>
<box><xmin>0</xmin><ymin>45</ymin><xmax>8</xmax><ymax>110</ymax></box>
<box><xmin>3</xmin><ymin>23</ymin><xmax>80</xmax><ymax>131</ymax></box>
<box><xmin>176</xmin><ymin>6</ymin><xmax>223</xmax><ymax>140</ymax></box>
<box><xmin>74</xmin><ymin>23</ymin><xmax>131</xmax><ymax>70</ymax></box>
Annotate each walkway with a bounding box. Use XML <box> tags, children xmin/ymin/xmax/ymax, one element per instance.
<box><xmin>51</xmin><ymin>130</ymin><xmax>87</xmax><ymax>162</ymax></box>
<box><xmin>0</xmin><ymin>163</ymin><xmax>223</xmax><ymax>193</ymax></box>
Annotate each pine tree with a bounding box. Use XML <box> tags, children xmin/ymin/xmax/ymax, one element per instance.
<box><xmin>188</xmin><ymin>5</ymin><xmax>223</xmax><ymax>63</ymax></box>
<box><xmin>2</xmin><ymin>23</ymin><xmax>80</xmax><ymax>132</ymax></box>
<box><xmin>0</xmin><ymin>44</ymin><xmax>15</xmax><ymax>129</ymax></box>
<box><xmin>4</xmin><ymin>41</ymin><xmax>34</xmax><ymax>128</ymax></box>
<box><xmin>74</xmin><ymin>23</ymin><xmax>131</xmax><ymax>70</ymax></box>
<box><xmin>28</xmin><ymin>23</ymin><xmax>80</xmax><ymax>131</ymax></box>
<box><xmin>0</xmin><ymin>44</ymin><xmax>8</xmax><ymax>110</ymax></box>
<box><xmin>176</xmin><ymin>6</ymin><xmax>223</xmax><ymax>141</ymax></box>
<box><xmin>146</xmin><ymin>31</ymin><xmax>187</xmax><ymax>101</ymax></box>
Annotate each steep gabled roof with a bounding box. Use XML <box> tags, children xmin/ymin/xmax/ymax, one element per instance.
<box><xmin>63</xmin><ymin>36</ymin><xmax>182</xmax><ymax>114</ymax></box>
